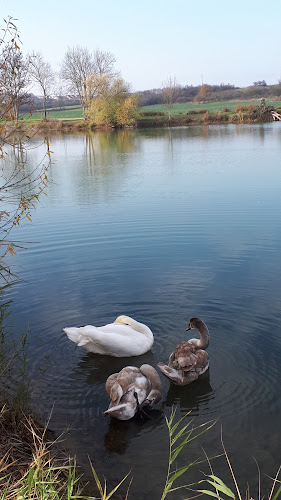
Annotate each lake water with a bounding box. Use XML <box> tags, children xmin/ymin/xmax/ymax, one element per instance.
<box><xmin>3</xmin><ymin>123</ymin><xmax>281</xmax><ymax>499</ymax></box>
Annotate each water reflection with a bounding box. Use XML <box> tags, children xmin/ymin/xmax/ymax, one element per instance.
<box><xmin>164</xmin><ymin>370</ymin><xmax>213</xmax><ymax>413</ymax></box>
<box><xmin>104</xmin><ymin>408</ymin><xmax>163</xmax><ymax>455</ymax></box>
<box><xmin>85</xmin><ymin>129</ymin><xmax>141</xmax><ymax>168</ymax></box>
<box><xmin>74</xmin><ymin>350</ymin><xmax>155</xmax><ymax>386</ymax></box>
<box><xmin>5</xmin><ymin>122</ymin><xmax>281</xmax><ymax>498</ymax></box>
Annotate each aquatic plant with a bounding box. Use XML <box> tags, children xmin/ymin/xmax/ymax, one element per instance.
<box><xmin>161</xmin><ymin>408</ymin><xmax>216</xmax><ymax>499</ymax></box>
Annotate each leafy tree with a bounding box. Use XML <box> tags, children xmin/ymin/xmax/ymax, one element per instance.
<box><xmin>195</xmin><ymin>84</ymin><xmax>212</xmax><ymax>103</ymax></box>
<box><xmin>115</xmin><ymin>94</ymin><xmax>138</xmax><ymax>126</ymax></box>
<box><xmin>86</xmin><ymin>75</ymin><xmax>138</xmax><ymax>127</ymax></box>
<box><xmin>29</xmin><ymin>51</ymin><xmax>55</xmax><ymax>120</ymax></box>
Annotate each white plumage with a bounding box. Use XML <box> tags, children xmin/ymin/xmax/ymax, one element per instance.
<box><xmin>63</xmin><ymin>315</ymin><xmax>154</xmax><ymax>357</ymax></box>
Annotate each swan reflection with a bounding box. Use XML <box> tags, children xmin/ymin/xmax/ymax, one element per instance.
<box><xmin>74</xmin><ymin>350</ymin><xmax>155</xmax><ymax>386</ymax></box>
<box><xmin>104</xmin><ymin>408</ymin><xmax>163</xmax><ymax>454</ymax></box>
<box><xmin>164</xmin><ymin>370</ymin><xmax>213</xmax><ymax>413</ymax></box>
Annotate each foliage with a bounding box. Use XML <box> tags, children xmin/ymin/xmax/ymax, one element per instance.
<box><xmin>195</xmin><ymin>84</ymin><xmax>212</xmax><ymax>103</ymax></box>
<box><xmin>60</xmin><ymin>46</ymin><xmax>116</xmax><ymax>115</ymax></box>
<box><xmin>161</xmin><ymin>408</ymin><xmax>216</xmax><ymax>499</ymax></box>
<box><xmin>86</xmin><ymin>75</ymin><xmax>138</xmax><ymax>127</ymax></box>
<box><xmin>0</xmin><ymin>410</ymin><xmax>131</xmax><ymax>500</ymax></box>
<box><xmin>89</xmin><ymin>462</ymin><xmax>131</xmax><ymax>500</ymax></box>
<box><xmin>0</xmin><ymin>17</ymin><xmax>52</xmax><ymax>286</ymax></box>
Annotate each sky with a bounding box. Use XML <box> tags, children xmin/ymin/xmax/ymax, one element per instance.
<box><xmin>3</xmin><ymin>0</ymin><xmax>281</xmax><ymax>92</ymax></box>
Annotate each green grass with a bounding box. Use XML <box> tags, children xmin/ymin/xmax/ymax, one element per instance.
<box><xmin>16</xmin><ymin>99</ymin><xmax>281</xmax><ymax>123</ymax></box>
<box><xmin>25</xmin><ymin>108</ymin><xmax>83</xmax><ymax>120</ymax></box>
<box><xmin>139</xmin><ymin>100</ymin><xmax>281</xmax><ymax>116</ymax></box>
<box><xmin>161</xmin><ymin>409</ymin><xmax>216</xmax><ymax>499</ymax></box>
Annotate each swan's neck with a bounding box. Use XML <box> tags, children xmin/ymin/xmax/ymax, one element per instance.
<box><xmin>120</xmin><ymin>316</ymin><xmax>153</xmax><ymax>340</ymax></box>
<box><xmin>140</xmin><ymin>364</ymin><xmax>162</xmax><ymax>402</ymax></box>
<box><xmin>197</xmin><ymin>323</ymin><xmax>210</xmax><ymax>349</ymax></box>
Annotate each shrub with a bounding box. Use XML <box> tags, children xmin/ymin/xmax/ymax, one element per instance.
<box><xmin>138</xmin><ymin>111</ymin><xmax>165</xmax><ymax>116</ymax></box>
<box><xmin>235</xmin><ymin>105</ymin><xmax>256</xmax><ymax>112</ymax></box>
<box><xmin>191</xmin><ymin>109</ymin><xmax>208</xmax><ymax>115</ymax></box>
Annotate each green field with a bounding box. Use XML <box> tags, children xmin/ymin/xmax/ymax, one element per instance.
<box><xmin>26</xmin><ymin>107</ymin><xmax>83</xmax><ymax>120</ymax></box>
<box><xmin>18</xmin><ymin>99</ymin><xmax>281</xmax><ymax>123</ymax></box>
<box><xmin>139</xmin><ymin>99</ymin><xmax>281</xmax><ymax>116</ymax></box>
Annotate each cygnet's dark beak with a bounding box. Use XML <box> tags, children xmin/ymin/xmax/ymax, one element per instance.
<box><xmin>186</xmin><ymin>326</ymin><xmax>191</xmax><ymax>331</ymax></box>
<box><xmin>140</xmin><ymin>399</ymin><xmax>151</xmax><ymax>408</ymax></box>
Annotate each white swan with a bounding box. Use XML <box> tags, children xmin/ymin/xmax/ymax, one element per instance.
<box><xmin>104</xmin><ymin>364</ymin><xmax>162</xmax><ymax>420</ymax></box>
<box><xmin>157</xmin><ymin>317</ymin><xmax>210</xmax><ymax>386</ymax></box>
<box><xmin>63</xmin><ymin>315</ymin><xmax>154</xmax><ymax>357</ymax></box>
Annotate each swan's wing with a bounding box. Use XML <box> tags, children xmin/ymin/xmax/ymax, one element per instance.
<box><xmin>158</xmin><ymin>363</ymin><xmax>185</xmax><ymax>385</ymax></box>
<box><xmin>63</xmin><ymin>326</ymin><xmax>105</xmax><ymax>347</ymax></box>
<box><xmin>97</xmin><ymin>323</ymin><xmax>136</xmax><ymax>336</ymax></box>
<box><xmin>157</xmin><ymin>362</ymin><xmax>200</xmax><ymax>386</ymax></box>
<box><xmin>65</xmin><ymin>324</ymin><xmax>150</xmax><ymax>356</ymax></box>
<box><xmin>105</xmin><ymin>373</ymin><xmax>124</xmax><ymax>404</ymax></box>
<box><xmin>116</xmin><ymin>367</ymin><xmax>144</xmax><ymax>393</ymax></box>
<box><xmin>72</xmin><ymin>325</ymin><xmax>131</xmax><ymax>355</ymax></box>
<box><xmin>106</xmin><ymin>367</ymin><xmax>142</xmax><ymax>403</ymax></box>
<box><xmin>193</xmin><ymin>350</ymin><xmax>209</xmax><ymax>370</ymax></box>
<box><xmin>171</xmin><ymin>342</ymin><xmax>198</xmax><ymax>370</ymax></box>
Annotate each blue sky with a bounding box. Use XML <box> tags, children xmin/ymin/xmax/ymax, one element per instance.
<box><xmin>4</xmin><ymin>0</ymin><xmax>281</xmax><ymax>91</ymax></box>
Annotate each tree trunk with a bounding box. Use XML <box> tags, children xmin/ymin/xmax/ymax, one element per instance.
<box><xmin>43</xmin><ymin>93</ymin><xmax>47</xmax><ymax>120</ymax></box>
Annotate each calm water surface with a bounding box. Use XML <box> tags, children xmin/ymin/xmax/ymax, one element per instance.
<box><xmin>4</xmin><ymin>124</ymin><xmax>281</xmax><ymax>498</ymax></box>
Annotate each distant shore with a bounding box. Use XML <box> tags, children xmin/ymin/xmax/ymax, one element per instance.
<box><xmin>2</xmin><ymin>101</ymin><xmax>280</xmax><ymax>136</ymax></box>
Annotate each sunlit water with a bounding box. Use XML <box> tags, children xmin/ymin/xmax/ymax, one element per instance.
<box><xmin>3</xmin><ymin>124</ymin><xmax>281</xmax><ymax>499</ymax></box>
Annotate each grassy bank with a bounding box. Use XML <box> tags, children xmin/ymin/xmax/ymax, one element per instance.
<box><xmin>13</xmin><ymin>99</ymin><xmax>281</xmax><ymax>132</ymax></box>
<box><xmin>139</xmin><ymin>99</ymin><xmax>281</xmax><ymax>115</ymax></box>
<box><xmin>137</xmin><ymin>102</ymin><xmax>280</xmax><ymax>127</ymax></box>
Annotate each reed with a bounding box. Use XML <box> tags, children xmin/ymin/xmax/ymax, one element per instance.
<box><xmin>0</xmin><ymin>400</ymin><xmax>132</xmax><ymax>499</ymax></box>
<box><xmin>197</xmin><ymin>429</ymin><xmax>281</xmax><ymax>500</ymax></box>
<box><xmin>161</xmin><ymin>408</ymin><xmax>216</xmax><ymax>499</ymax></box>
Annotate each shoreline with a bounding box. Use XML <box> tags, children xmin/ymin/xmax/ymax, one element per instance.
<box><xmin>1</xmin><ymin>104</ymin><xmax>276</xmax><ymax>136</ymax></box>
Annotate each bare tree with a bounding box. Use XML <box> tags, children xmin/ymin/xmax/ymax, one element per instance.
<box><xmin>60</xmin><ymin>46</ymin><xmax>95</xmax><ymax>113</ymax></box>
<box><xmin>60</xmin><ymin>46</ymin><xmax>116</xmax><ymax>116</ymax></box>
<box><xmin>93</xmin><ymin>49</ymin><xmax>116</xmax><ymax>76</ymax></box>
<box><xmin>0</xmin><ymin>43</ymin><xmax>30</xmax><ymax>123</ymax></box>
<box><xmin>162</xmin><ymin>76</ymin><xmax>179</xmax><ymax>124</ymax></box>
<box><xmin>29</xmin><ymin>51</ymin><xmax>55</xmax><ymax>119</ymax></box>
<box><xmin>0</xmin><ymin>17</ymin><xmax>51</xmax><ymax>284</ymax></box>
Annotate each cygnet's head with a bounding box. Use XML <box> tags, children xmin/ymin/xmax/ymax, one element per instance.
<box><xmin>186</xmin><ymin>317</ymin><xmax>204</xmax><ymax>331</ymax></box>
<box><xmin>140</xmin><ymin>389</ymin><xmax>162</xmax><ymax>408</ymax></box>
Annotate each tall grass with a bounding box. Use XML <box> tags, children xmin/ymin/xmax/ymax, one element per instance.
<box><xmin>197</xmin><ymin>429</ymin><xmax>281</xmax><ymax>500</ymax></box>
<box><xmin>0</xmin><ymin>405</ymin><xmax>133</xmax><ymax>499</ymax></box>
<box><xmin>1</xmin><ymin>398</ymin><xmax>281</xmax><ymax>499</ymax></box>
<box><xmin>161</xmin><ymin>409</ymin><xmax>216</xmax><ymax>499</ymax></box>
